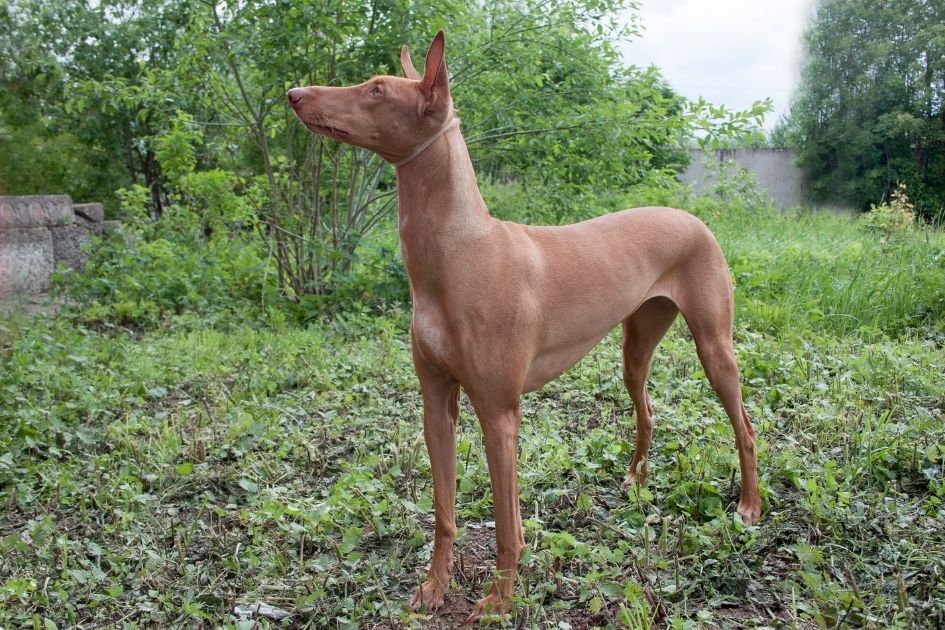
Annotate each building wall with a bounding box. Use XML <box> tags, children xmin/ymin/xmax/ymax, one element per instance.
<box><xmin>679</xmin><ymin>148</ymin><xmax>809</xmax><ymax>209</ymax></box>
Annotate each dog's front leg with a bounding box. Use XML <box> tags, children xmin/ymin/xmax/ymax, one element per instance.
<box><xmin>408</xmin><ymin>349</ymin><xmax>461</xmax><ymax>613</ymax></box>
<box><xmin>467</xmin><ymin>404</ymin><xmax>526</xmax><ymax>622</ymax></box>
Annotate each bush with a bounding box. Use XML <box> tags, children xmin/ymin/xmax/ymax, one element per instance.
<box><xmin>60</xmin><ymin>233</ymin><xmax>270</xmax><ymax>329</ymax></box>
<box><xmin>57</xmin><ymin>177</ymin><xmax>414</xmax><ymax>328</ymax></box>
<box><xmin>479</xmin><ymin>170</ymin><xmax>691</xmax><ymax>225</ymax></box>
<box><xmin>56</xmin><ymin>185</ymin><xmax>272</xmax><ymax>329</ymax></box>
<box><xmin>860</xmin><ymin>182</ymin><xmax>916</xmax><ymax>238</ymax></box>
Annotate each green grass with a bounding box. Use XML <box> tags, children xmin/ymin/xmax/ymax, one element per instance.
<box><xmin>1</xmin><ymin>201</ymin><xmax>944</xmax><ymax>628</ymax></box>
<box><xmin>714</xmin><ymin>208</ymin><xmax>945</xmax><ymax>339</ymax></box>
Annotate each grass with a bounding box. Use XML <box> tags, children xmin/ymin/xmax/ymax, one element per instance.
<box><xmin>1</xmin><ymin>197</ymin><xmax>944</xmax><ymax>628</ymax></box>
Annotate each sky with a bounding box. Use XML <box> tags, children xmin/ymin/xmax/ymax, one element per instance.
<box><xmin>618</xmin><ymin>0</ymin><xmax>817</xmax><ymax>130</ymax></box>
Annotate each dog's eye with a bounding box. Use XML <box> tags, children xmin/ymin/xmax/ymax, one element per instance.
<box><xmin>369</xmin><ymin>85</ymin><xmax>384</xmax><ymax>97</ymax></box>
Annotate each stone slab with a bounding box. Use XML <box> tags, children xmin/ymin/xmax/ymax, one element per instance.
<box><xmin>73</xmin><ymin>202</ymin><xmax>104</xmax><ymax>224</ymax></box>
<box><xmin>0</xmin><ymin>227</ymin><xmax>55</xmax><ymax>297</ymax></box>
<box><xmin>76</xmin><ymin>214</ymin><xmax>104</xmax><ymax>235</ymax></box>
<box><xmin>0</xmin><ymin>195</ymin><xmax>74</xmax><ymax>228</ymax></box>
<box><xmin>51</xmin><ymin>224</ymin><xmax>91</xmax><ymax>271</ymax></box>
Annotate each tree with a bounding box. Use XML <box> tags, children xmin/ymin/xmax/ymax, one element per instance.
<box><xmin>1</xmin><ymin>0</ymin><xmax>767</xmax><ymax>302</ymax></box>
<box><xmin>0</xmin><ymin>0</ymin><xmax>200</xmax><ymax>211</ymax></box>
<box><xmin>781</xmin><ymin>0</ymin><xmax>945</xmax><ymax>219</ymax></box>
<box><xmin>171</xmin><ymin>0</ymin><xmax>765</xmax><ymax>295</ymax></box>
<box><xmin>0</xmin><ymin>1</ymin><xmax>112</xmax><ymax>200</ymax></box>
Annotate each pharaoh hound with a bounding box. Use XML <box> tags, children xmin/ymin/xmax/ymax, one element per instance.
<box><xmin>288</xmin><ymin>30</ymin><xmax>761</xmax><ymax>622</ymax></box>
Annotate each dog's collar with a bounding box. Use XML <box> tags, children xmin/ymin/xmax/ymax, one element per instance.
<box><xmin>394</xmin><ymin>116</ymin><xmax>460</xmax><ymax>168</ymax></box>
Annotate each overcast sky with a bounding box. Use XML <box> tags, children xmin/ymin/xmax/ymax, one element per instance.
<box><xmin>618</xmin><ymin>0</ymin><xmax>817</xmax><ymax>129</ymax></box>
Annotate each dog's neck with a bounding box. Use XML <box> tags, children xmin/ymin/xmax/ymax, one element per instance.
<box><xmin>395</xmin><ymin>120</ymin><xmax>494</xmax><ymax>289</ymax></box>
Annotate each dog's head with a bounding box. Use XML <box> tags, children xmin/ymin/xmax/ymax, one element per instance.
<box><xmin>288</xmin><ymin>30</ymin><xmax>453</xmax><ymax>165</ymax></box>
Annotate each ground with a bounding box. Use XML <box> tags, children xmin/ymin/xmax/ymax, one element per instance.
<box><xmin>1</xmin><ymin>206</ymin><xmax>944</xmax><ymax>628</ymax></box>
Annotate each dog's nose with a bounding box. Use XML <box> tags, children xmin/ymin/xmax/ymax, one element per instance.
<box><xmin>287</xmin><ymin>88</ymin><xmax>305</xmax><ymax>105</ymax></box>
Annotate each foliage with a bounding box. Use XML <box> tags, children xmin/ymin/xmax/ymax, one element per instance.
<box><xmin>479</xmin><ymin>171</ymin><xmax>686</xmax><ymax>225</ymax></box>
<box><xmin>1</xmin><ymin>0</ymin><xmax>767</xmax><ymax>299</ymax></box>
<box><xmin>0</xmin><ymin>2</ymin><xmax>121</xmax><ymax>201</ymax></box>
<box><xmin>3</xmin><ymin>195</ymin><xmax>945</xmax><ymax>628</ymax></box>
<box><xmin>690</xmin><ymin>176</ymin><xmax>945</xmax><ymax>338</ymax></box>
<box><xmin>0</xmin><ymin>0</ymin><xmax>199</xmax><ymax>211</ymax></box>
<box><xmin>861</xmin><ymin>182</ymin><xmax>917</xmax><ymax>238</ymax></box>
<box><xmin>451</xmin><ymin>10</ymin><xmax>769</xmax><ymax>221</ymax></box>
<box><xmin>780</xmin><ymin>0</ymin><xmax>945</xmax><ymax>220</ymax></box>
<box><xmin>56</xmin><ymin>182</ymin><xmax>271</xmax><ymax>329</ymax></box>
<box><xmin>57</xmin><ymin>184</ymin><xmax>410</xmax><ymax>329</ymax></box>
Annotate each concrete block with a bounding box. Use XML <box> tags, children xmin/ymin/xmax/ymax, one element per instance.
<box><xmin>0</xmin><ymin>227</ymin><xmax>55</xmax><ymax>297</ymax></box>
<box><xmin>0</xmin><ymin>195</ymin><xmax>73</xmax><ymax>228</ymax></box>
<box><xmin>51</xmin><ymin>224</ymin><xmax>91</xmax><ymax>270</ymax></box>
<box><xmin>74</xmin><ymin>202</ymin><xmax>104</xmax><ymax>224</ymax></box>
<box><xmin>75</xmin><ymin>215</ymin><xmax>102</xmax><ymax>234</ymax></box>
<box><xmin>678</xmin><ymin>149</ymin><xmax>809</xmax><ymax>209</ymax></box>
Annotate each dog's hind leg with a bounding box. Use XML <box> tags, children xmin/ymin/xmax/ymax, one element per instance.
<box><xmin>676</xmin><ymin>266</ymin><xmax>761</xmax><ymax>524</ymax></box>
<box><xmin>621</xmin><ymin>296</ymin><xmax>679</xmax><ymax>488</ymax></box>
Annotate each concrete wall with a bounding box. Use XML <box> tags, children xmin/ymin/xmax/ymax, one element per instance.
<box><xmin>679</xmin><ymin>148</ymin><xmax>808</xmax><ymax>209</ymax></box>
<box><xmin>0</xmin><ymin>195</ymin><xmax>105</xmax><ymax>298</ymax></box>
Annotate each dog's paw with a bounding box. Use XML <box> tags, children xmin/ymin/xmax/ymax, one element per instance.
<box><xmin>465</xmin><ymin>591</ymin><xmax>512</xmax><ymax>624</ymax></box>
<box><xmin>621</xmin><ymin>473</ymin><xmax>641</xmax><ymax>489</ymax></box>
<box><xmin>621</xmin><ymin>467</ymin><xmax>648</xmax><ymax>490</ymax></box>
<box><xmin>408</xmin><ymin>578</ymin><xmax>448</xmax><ymax>613</ymax></box>
<box><xmin>737</xmin><ymin>500</ymin><xmax>761</xmax><ymax>525</ymax></box>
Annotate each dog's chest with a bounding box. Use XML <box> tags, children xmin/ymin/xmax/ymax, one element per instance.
<box><xmin>411</xmin><ymin>302</ymin><xmax>453</xmax><ymax>371</ymax></box>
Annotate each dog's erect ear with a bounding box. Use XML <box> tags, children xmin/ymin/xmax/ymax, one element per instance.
<box><xmin>401</xmin><ymin>45</ymin><xmax>421</xmax><ymax>80</ymax></box>
<box><xmin>419</xmin><ymin>30</ymin><xmax>450</xmax><ymax>117</ymax></box>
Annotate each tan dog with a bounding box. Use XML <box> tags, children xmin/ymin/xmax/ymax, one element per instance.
<box><xmin>288</xmin><ymin>30</ymin><xmax>761</xmax><ymax>622</ymax></box>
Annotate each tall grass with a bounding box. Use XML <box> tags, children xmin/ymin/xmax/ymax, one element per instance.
<box><xmin>704</xmin><ymin>206</ymin><xmax>945</xmax><ymax>339</ymax></box>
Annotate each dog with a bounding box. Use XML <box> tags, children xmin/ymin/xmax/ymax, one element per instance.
<box><xmin>288</xmin><ymin>30</ymin><xmax>761</xmax><ymax>622</ymax></box>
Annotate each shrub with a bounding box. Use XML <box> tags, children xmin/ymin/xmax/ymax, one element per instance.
<box><xmin>861</xmin><ymin>182</ymin><xmax>916</xmax><ymax>238</ymax></box>
<box><xmin>56</xmin><ymin>184</ymin><xmax>272</xmax><ymax>329</ymax></box>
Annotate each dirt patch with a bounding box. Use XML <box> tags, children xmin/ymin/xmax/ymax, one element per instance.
<box><xmin>386</xmin><ymin>522</ymin><xmax>498</xmax><ymax>628</ymax></box>
<box><xmin>426</xmin><ymin>522</ymin><xmax>497</xmax><ymax>627</ymax></box>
